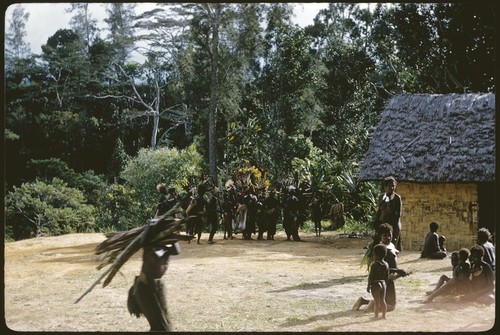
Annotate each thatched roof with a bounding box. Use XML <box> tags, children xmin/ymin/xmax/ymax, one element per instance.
<box><xmin>358</xmin><ymin>93</ymin><xmax>495</xmax><ymax>183</ymax></box>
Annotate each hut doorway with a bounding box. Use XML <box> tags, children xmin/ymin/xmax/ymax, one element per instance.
<box><xmin>478</xmin><ymin>182</ymin><xmax>495</xmax><ymax>238</ymax></box>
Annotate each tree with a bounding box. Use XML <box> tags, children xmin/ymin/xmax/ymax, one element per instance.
<box><xmin>253</xmin><ymin>3</ymin><xmax>320</xmax><ymax>179</ymax></box>
<box><xmin>203</xmin><ymin>3</ymin><xmax>222</xmax><ymax>185</ymax></box>
<box><xmin>368</xmin><ymin>3</ymin><xmax>495</xmax><ymax>94</ymax></box>
<box><xmin>66</xmin><ymin>3</ymin><xmax>99</xmax><ymax>54</ymax></box>
<box><xmin>4</xmin><ymin>3</ymin><xmax>32</xmax><ymax>170</ymax></box>
<box><xmin>90</xmin><ymin>4</ymin><xmax>193</xmax><ymax>151</ymax></box>
<box><xmin>41</xmin><ymin>28</ymin><xmax>89</xmax><ymax>108</ymax></box>
<box><xmin>5</xmin><ymin>4</ymin><xmax>31</xmax><ymax>65</ymax></box>
<box><xmin>104</xmin><ymin>3</ymin><xmax>137</xmax><ymax>65</ymax></box>
<box><xmin>26</xmin><ymin>158</ymin><xmax>107</xmax><ymax>208</ymax></box>
<box><xmin>107</xmin><ymin>138</ymin><xmax>130</xmax><ymax>181</ymax></box>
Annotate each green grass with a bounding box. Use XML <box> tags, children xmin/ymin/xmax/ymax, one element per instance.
<box><xmin>300</xmin><ymin>217</ymin><xmax>372</xmax><ymax>235</ymax></box>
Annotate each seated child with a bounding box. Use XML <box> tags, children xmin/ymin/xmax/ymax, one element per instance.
<box><xmin>462</xmin><ymin>245</ymin><xmax>495</xmax><ymax>304</ymax></box>
<box><xmin>476</xmin><ymin>228</ymin><xmax>495</xmax><ymax>271</ymax></box>
<box><xmin>421</xmin><ymin>222</ymin><xmax>447</xmax><ymax>259</ymax></box>
<box><xmin>426</xmin><ymin>251</ymin><xmax>459</xmax><ymax>295</ymax></box>
<box><xmin>423</xmin><ymin>248</ymin><xmax>471</xmax><ymax>303</ymax></box>
<box><xmin>367</xmin><ymin>244</ymin><xmax>389</xmax><ymax>319</ymax></box>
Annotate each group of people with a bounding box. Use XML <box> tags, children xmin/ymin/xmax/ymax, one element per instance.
<box><xmin>155</xmin><ymin>179</ymin><xmax>344</xmax><ymax>244</ymax></box>
<box><xmin>422</xmin><ymin>227</ymin><xmax>495</xmax><ymax>304</ymax></box>
<box><xmin>127</xmin><ymin>174</ymin><xmax>493</xmax><ymax>330</ymax></box>
<box><xmin>355</xmin><ymin>222</ymin><xmax>495</xmax><ymax>320</ymax></box>
<box><xmin>354</xmin><ymin>176</ymin><xmax>495</xmax><ymax>320</ymax></box>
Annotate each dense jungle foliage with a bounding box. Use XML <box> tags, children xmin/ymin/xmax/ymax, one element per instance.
<box><xmin>4</xmin><ymin>3</ymin><xmax>495</xmax><ymax>240</ymax></box>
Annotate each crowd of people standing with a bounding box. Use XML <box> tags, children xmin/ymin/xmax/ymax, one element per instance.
<box><xmin>154</xmin><ymin>178</ymin><xmax>340</xmax><ymax>244</ymax></box>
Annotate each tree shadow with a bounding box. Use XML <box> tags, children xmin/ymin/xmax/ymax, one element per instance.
<box><xmin>268</xmin><ymin>275</ymin><xmax>366</xmax><ymax>293</ymax></box>
<box><xmin>279</xmin><ymin>309</ymin><xmax>378</xmax><ymax>329</ymax></box>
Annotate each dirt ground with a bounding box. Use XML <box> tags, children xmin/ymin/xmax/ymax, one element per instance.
<box><xmin>4</xmin><ymin>230</ymin><xmax>496</xmax><ymax>332</ymax></box>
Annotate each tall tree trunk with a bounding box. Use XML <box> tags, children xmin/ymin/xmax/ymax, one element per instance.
<box><xmin>208</xmin><ymin>4</ymin><xmax>220</xmax><ymax>184</ymax></box>
<box><xmin>151</xmin><ymin>77</ymin><xmax>161</xmax><ymax>149</ymax></box>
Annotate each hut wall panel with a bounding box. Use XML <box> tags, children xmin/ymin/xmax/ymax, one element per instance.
<box><xmin>397</xmin><ymin>182</ymin><xmax>477</xmax><ymax>251</ymax></box>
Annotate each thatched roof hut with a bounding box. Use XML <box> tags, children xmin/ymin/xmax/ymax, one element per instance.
<box><xmin>358</xmin><ymin>93</ymin><xmax>495</xmax><ymax>182</ymax></box>
<box><xmin>358</xmin><ymin>93</ymin><xmax>495</xmax><ymax>251</ymax></box>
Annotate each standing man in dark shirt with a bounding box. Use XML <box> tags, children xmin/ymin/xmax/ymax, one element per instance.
<box><xmin>206</xmin><ymin>187</ymin><xmax>220</xmax><ymax>244</ymax></box>
<box><xmin>242</xmin><ymin>186</ymin><xmax>260</xmax><ymax>240</ymax></box>
<box><xmin>222</xmin><ymin>182</ymin><xmax>238</xmax><ymax>240</ymax></box>
<box><xmin>186</xmin><ymin>185</ymin><xmax>208</xmax><ymax>244</ymax></box>
<box><xmin>262</xmin><ymin>188</ymin><xmax>280</xmax><ymax>240</ymax></box>
<box><xmin>310</xmin><ymin>194</ymin><xmax>322</xmax><ymax>237</ymax></box>
<box><xmin>283</xmin><ymin>186</ymin><xmax>301</xmax><ymax>241</ymax></box>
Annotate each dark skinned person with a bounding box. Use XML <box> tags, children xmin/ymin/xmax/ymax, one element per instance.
<box><xmin>353</xmin><ymin>223</ymin><xmax>409</xmax><ymax>312</ymax></box>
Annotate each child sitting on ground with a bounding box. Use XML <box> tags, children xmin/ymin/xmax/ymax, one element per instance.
<box><xmin>367</xmin><ymin>244</ymin><xmax>389</xmax><ymax>319</ymax></box>
<box><xmin>462</xmin><ymin>245</ymin><xmax>495</xmax><ymax>304</ymax></box>
<box><xmin>424</xmin><ymin>248</ymin><xmax>470</xmax><ymax>300</ymax></box>
<box><xmin>426</xmin><ymin>251</ymin><xmax>459</xmax><ymax>295</ymax></box>
<box><xmin>476</xmin><ymin>228</ymin><xmax>495</xmax><ymax>271</ymax></box>
<box><xmin>421</xmin><ymin>222</ymin><xmax>447</xmax><ymax>259</ymax></box>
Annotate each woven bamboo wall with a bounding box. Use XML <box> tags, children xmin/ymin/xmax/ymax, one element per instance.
<box><xmin>397</xmin><ymin>182</ymin><xmax>478</xmax><ymax>252</ymax></box>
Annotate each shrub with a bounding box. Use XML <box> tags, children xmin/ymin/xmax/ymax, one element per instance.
<box><xmin>120</xmin><ymin>145</ymin><xmax>203</xmax><ymax>219</ymax></box>
<box><xmin>95</xmin><ymin>183</ymin><xmax>144</xmax><ymax>232</ymax></box>
<box><xmin>27</xmin><ymin>158</ymin><xmax>107</xmax><ymax>207</ymax></box>
<box><xmin>5</xmin><ymin>178</ymin><xmax>96</xmax><ymax>240</ymax></box>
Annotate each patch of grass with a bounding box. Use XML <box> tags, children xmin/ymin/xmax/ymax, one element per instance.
<box><xmin>300</xmin><ymin>219</ymin><xmax>331</xmax><ymax>233</ymax></box>
<box><xmin>298</xmin><ymin>217</ymin><xmax>372</xmax><ymax>235</ymax></box>
<box><xmin>400</xmin><ymin>278</ymin><xmax>425</xmax><ymax>293</ymax></box>
<box><xmin>336</xmin><ymin>218</ymin><xmax>372</xmax><ymax>235</ymax></box>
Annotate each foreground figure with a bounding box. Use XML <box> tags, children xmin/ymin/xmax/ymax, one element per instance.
<box><xmin>128</xmin><ymin>242</ymin><xmax>180</xmax><ymax>331</ymax></box>
<box><xmin>354</xmin><ymin>223</ymin><xmax>409</xmax><ymax>313</ymax></box>
<box><xmin>76</xmin><ymin>181</ymin><xmax>207</xmax><ymax>331</ymax></box>
<box><xmin>367</xmin><ymin>244</ymin><xmax>389</xmax><ymax>319</ymax></box>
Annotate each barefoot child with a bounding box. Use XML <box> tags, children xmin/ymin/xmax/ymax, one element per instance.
<box><xmin>425</xmin><ymin>251</ymin><xmax>459</xmax><ymax>295</ymax></box>
<box><xmin>424</xmin><ymin>248</ymin><xmax>470</xmax><ymax>302</ymax></box>
<box><xmin>367</xmin><ymin>244</ymin><xmax>389</xmax><ymax>319</ymax></box>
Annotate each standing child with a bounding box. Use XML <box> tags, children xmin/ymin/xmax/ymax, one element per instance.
<box><xmin>367</xmin><ymin>244</ymin><xmax>389</xmax><ymax>319</ymax></box>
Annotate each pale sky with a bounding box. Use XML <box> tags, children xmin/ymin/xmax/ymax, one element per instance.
<box><xmin>5</xmin><ymin>3</ymin><xmax>331</xmax><ymax>55</ymax></box>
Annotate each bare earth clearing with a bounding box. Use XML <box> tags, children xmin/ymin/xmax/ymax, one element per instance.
<box><xmin>4</xmin><ymin>231</ymin><xmax>495</xmax><ymax>332</ymax></box>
